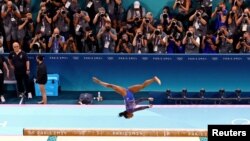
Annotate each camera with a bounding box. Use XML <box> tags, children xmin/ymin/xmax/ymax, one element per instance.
<box><xmin>32</xmin><ymin>42</ymin><xmax>40</xmax><ymax>50</ymax></box>
<box><xmin>176</xmin><ymin>0</ymin><xmax>181</xmax><ymax>6</ymax></box>
<box><xmin>77</xmin><ymin>9</ymin><xmax>81</xmax><ymax>14</ymax></box>
<box><xmin>56</xmin><ymin>34</ymin><xmax>60</xmax><ymax>39</ymax></box>
<box><xmin>187</xmin><ymin>31</ymin><xmax>192</xmax><ymax>37</ymax></box>
<box><xmin>243</xmin><ymin>14</ymin><xmax>248</xmax><ymax>18</ymax></box>
<box><xmin>89</xmin><ymin>33</ymin><xmax>93</xmax><ymax>37</ymax></box>
<box><xmin>100</xmin><ymin>13</ymin><xmax>105</xmax><ymax>17</ymax></box>
<box><xmin>61</xmin><ymin>10</ymin><xmax>66</xmax><ymax>15</ymax></box>
<box><xmin>155</xmin><ymin>29</ymin><xmax>160</xmax><ymax>35</ymax></box>
<box><xmin>217</xmin><ymin>31</ymin><xmax>223</xmax><ymax>36</ymax></box>
<box><xmin>28</xmin><ymin>18</ymin><xmax>33</xmax><ymax>24</ymax></box>
<box><xmin>105</xmin><ymin>27</ymin><xmax>111</xmax><ymax>32</ymax></box>
<box><xmin>135</xmin><ymin>17</ymin><xmax>139</xmax><ymax>21</ymax></box>
<box><xmin>122</xmin><ymin>38</ymin><xmax>127</xmax><ymax>43</ymax></box>
<box><xmin>172</xmin><ymin>21</ymin><xmax>177</xmax><ymax>27</ymax></box>
<box><xmin>145</xmin><ymin>18</ymin><xmax>150</xmax><ymax>23</ymax></box>
<box><xmin>217</xmin><ymin>6</ymin><xmax>222</xmax><ymax>12</ymax></box>
<box><xmin>239</xmin><ymin>37</ymin><xmax>245</xmax><ymax>42</ymax></box>
<box><xmin>137</xmin><ymin>33</ymin><xmax>143</xmax><ymax>39</ymax></box>
<box><xmin>196</xmin><ymin>12</ymin><xmax>201</xmax><ymax>17</ymax></box>
<box><xmin>163</xmin><ymin>13</ymin><xmax>168</xmax><ymax>19</ymax></box>
<box><xmin>230</xmin><ymin>11</ymin><xmax>235</xmax><ymax>17</ymax></box>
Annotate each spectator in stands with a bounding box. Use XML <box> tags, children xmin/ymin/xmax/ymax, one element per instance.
<box><xmin>17</xmin><ymin>12</ymin><xmax>34</xmax><ymax>52</ymax></box>
<box><xmin>14</xmin><ymin>0</ymin><xmax>31</xmax><ymax>16</ymax></box>
<box><xmin>106</xmin><ymin>0</ymin><xmax>125</xmax><ymax>30</ymax></box>
<box><xmin>127</xmin><ymin>1</ymin><xmax>146</xmax><ymax>29</ymax></box>
<box><xmin>182</xmin><ymin>26</ymin><xmax>200</xmax><ymax>53</ymax></box>
<box><xmin>211</xmin><ymin>1</ymin><xmax>228</xmax><ymax>31</ymax></box>
<box><xmin>36</xmin><ymin>55</ymin><xmax>47</xmax><ymax>104</ymax></box>
<box><xmin>0</xmin><ymin>53</ymin><xmax>9</xmax><ymax>103</ymax></box>
<box><xmin>36</xmin><ymin>3</ymin><xmax>52</xmax><ymax>43</ymax></box>
<box><xmin>200</xmin><ymin>0</ymin><xmax>212</xmax><ymax>20</ymax></box>
<box><xmin>0</xmin><ymin>32</ymin><xmax>4</xmax><ymax>53</ymax></box>
<box><xmin>149</xmin><ymin>24</ymin><xmax>167</xmax><ymax>54</ymax></box>
<box><xmin>236</xmin><ymin>8</ymin><xmax>250</xmax><ymax>33</ymax></box>
<box><xmin>8</xmin><ymin>42</ymin><xmax>32</xmax><ymax>99</ymax></box>
<box><xmin>116</xmin><ymin>34</ymin><xmax>132</xmax><ymax>53</ymax></box>
<box><xmin>140</xmin><ymin>12</ymin><xmax>156</xmax><ymax>40</ymax></box>
<box><xmin>93</xmin><ymin>7</ymin><xmax>111</xmax><ymax>33</ymax></box>
<box><xmin>236</xmin><ymin>31</ymin><xmax>250</xmax><ymax>53</ymax></box>
<box><xmin>29</xmin><ymin>31</ymin><xmax>46</xmax><ymax>53</ymax></box>
<box><xmin>215</xmin><ymin>26</ymin><xmax>234</xmax><ymax>53</ymax></box>
<box><xmin>63</xmin><ymin>35</ymin><xmax>78</xmax><ymax>53</ymax></box>
<box><xmin>48</xmin><ymin>27</ymin><xmax>65</xmax><ymax>53</ymax></box>
<box><xmin>92</xmin><ymin>76</ymin><xmax>160</xmax><ymax>119</ymax></box>
<box><xmin>97</xmin><ymin>20</ymin><xmax>117</xmax><ymax>53</ymax></box>
<box><xmin>53</xmin><ymin>6</ymin><xmax>70</xmax><ymax>40</ymax></box>
<box><xmin>81</xmin><ymin>27</ymin><xmax>98</xmax><ymax>53</ymax></box>
<box><xmin>73</xmin><ymin>8</ymin><xmax>90</xmax><ymax>52</ymax></box>
<box><xmin>160</xmin><ymin>6</ymin><xmax>172</xmax><ymax>33</ymax></box>
<box><xmin>132</xmin><ymin>28</ymin><xmax>148</xmax><ymax>53</ymax></box>
<box><xmin>201</xmin><ymin>32</ymin><xmax>217</xmax><ymax>53</ymax></box>
<box><xmin>189</xmin><ymin>7</ymin><xmax>209</xmax><ymax>37</ymax></box>
<box><xmin>84</xmin><ymin>0</ymin><xmax>104</xmax><ymax>21</ymax></box>
<box><xmin>173</xmin><ymin>0</ymin><xmax>192</xmax><ymax>30</ymax></box>
<box><xmin>166</xmin><ymin>18</ymin><xmax>184</xmax><ymax>53</ymax></box>
<box><xmin>1</xmin><ymin>0</ymin><xmax>21</xmax><ymax>51</ymax></box>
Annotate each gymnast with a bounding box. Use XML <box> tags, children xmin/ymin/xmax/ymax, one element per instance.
<box><xmin>92</xmin><ymin>76</ymin><xmax>161</xmax><ymax>119</ymax></box>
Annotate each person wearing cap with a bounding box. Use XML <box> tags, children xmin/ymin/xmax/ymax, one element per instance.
<box><xmin>36</xmin><ymin>55</ymin><xmax>47</xmax><ymax>104</ymax></box>
<box><xmin>127</xmin><ymin>1</ymin><xmax>146</xmax><ymax>27</ymax></box>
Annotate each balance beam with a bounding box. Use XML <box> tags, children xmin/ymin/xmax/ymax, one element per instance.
<box><xmin>23</xmin><ymin>128</ymin><xmax>207</xmax><ymax>137</ymax></box>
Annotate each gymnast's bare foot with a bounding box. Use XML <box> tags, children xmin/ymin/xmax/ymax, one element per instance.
<box><xmin>154</xmin><ymin>76</ymin><xmax>161</xmax><ymax>85</ymax></box>
<box><xmin>92</xmin><ymin>77</ymin><xmax>109</xmax><ymax>87</ymax></box>
<box><xmin>148</xmin><ymin>97</ymin><xmax>154</xmax><ymax>101</ymax></box>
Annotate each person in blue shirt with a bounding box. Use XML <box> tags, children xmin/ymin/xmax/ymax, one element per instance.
<box><xmin>92</xmin><ymin>76</ymin><xmax>161</xmax><ymax>119</ymax></box>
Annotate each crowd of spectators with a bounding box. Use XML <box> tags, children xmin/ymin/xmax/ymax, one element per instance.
<box><xmin>0</xmin><ymin>0</ymin><xmax>249</xmax><ymax>54</ymax></box>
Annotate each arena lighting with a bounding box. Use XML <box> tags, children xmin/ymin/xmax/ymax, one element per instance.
<box><xmin>166</xmin><ymin>89</ymin><xmax>171</xmax><ymax>99</ymax></box>
<box><xmin>182</xmin><ymin>88</ymin><xmax>187</xmax><ymax>99</ymax></box>
<box><xmin>219</xmin><ymin>88</ymin><xmax>225</xmax><ymax>99</ymax></box>
<box><xmin>199</xmin><ymin>88</ymin><xmax>205</xmax><ymax>99</ymax></box>
<box><xmin>235</xmin><ymin>89</ymin><xmax>241</xmax><ymax>101</ymax></box>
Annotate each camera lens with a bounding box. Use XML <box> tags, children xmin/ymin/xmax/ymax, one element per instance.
<box><xmin>145</xmin><ymin>19</ymin><xmax>150</xmax><ymax>23</ymax></box>
<box><xmin>137</xmin><ymin>33</ymin><xmax>142</xmax><ymax>39</ymax></box>
<box><xmin>196</xmin><ymin>13</ymin><xmax>200</xmax><ymax>17</ymax></box>
<box><xmin>187</xmin><ymin>32</ymin><xmax>192</xmax><ymax>37</ymax></box>
<box><xmin>106</xmin><ymin>27</ymin><xmax>111</xmax><ymax>32</ymax></box>
<box><xmin>163</xmin><ymin>13</ymin><xmax>168</xmax><ymax>19</ymax></box>
<box><xmin>155</xmin><ymin>30</ymin><xmax>160</xmax><ymax>35</ymax></box>
<box><xmin>56</xmin><ymin>34</ymin><xmax>60</xmax><ymax>38</ymax></box>
<box><xmin>61</xmin><ymin>10</ymin><xmax>66</xmax><ymax>14</ymax></box>
<box><xmin>89</xmin><ymin>33</ymin><xmax>93</xmax><ymax>37</ymax></box>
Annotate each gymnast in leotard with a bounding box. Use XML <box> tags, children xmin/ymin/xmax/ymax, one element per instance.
<box><xmin>92</xmin><ymin>76</ymin><xmax>161</xmax><ymax>119</ymax></box>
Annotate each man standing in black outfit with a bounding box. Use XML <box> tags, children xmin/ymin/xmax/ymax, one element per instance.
<box><xmin>36</xmin><ymin>55</ymin><xmax>47</xmax><ymax>104</ymax></box>
<box><xmin>8</xmin><ymin>42</ymin><xmax>32</xmax><ymax>98</ymax></box>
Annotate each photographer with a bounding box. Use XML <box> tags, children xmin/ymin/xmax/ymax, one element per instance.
<box><xmin>17</xmin><ymin>12</ymin><xmax>34</xmax><ymax>52</ymax></box>
<box><xmin>53</xmin><ymin>6</ymin><xmax>70</xmax><ymax>40</ymax></box>
<box><xmin>116</xmin><ymin>34</ymin><xmax>132</xmax><ymax>53</ymax></box>
<box><xmin>106</xmin><ymin>0</ymin><xmax>125</xmax><ymax>30</ymax></box>
<box><xmin>48</xmin><ymin>28</ymin><xmax>65</xmax><ymax>53</ymax></box>
<box><xmin>14</xmin><ymin>0</ymin><xmax>31</xmax><ymax>16</ymax></box>
<box><xmin>97</xmin><ymin>20</ymin><xmax>117</xmax><ymax>53</ymax></box>
<box><xmin>126</xmin><ymin>1</ymin><xmax>146</xmax><ymax>28</ymax></box>
<box><xmin>189</xmin><ymin>7</ymin><xmax>208</xmax><ymax>37</ymax></box>
<box><xmin>236</xmin><ymin>32</ymin><xmax>250</xmax><ymax>53</ymax></box>
<box><xmin>227</xmin><ymin>6</ymin><xmax>240</xmax><ymax>34</ymax></box>
<box><xmin>132</xmin><ymin>29</ymin><xmax>148</xmax><ymax>53</ymax></box>
<box><xmin>165</xmin><ymin>33</ymin><xmax>183</xmax><ymax>53</ymax></box>
<box><xmin>201</xmin><ymin>32</ymin><xmax>217</xmax><ymax>53</ymax></box>
<box><xmin>140</xmin><ymin>12</ymin><xmax>156</xmax><ymax>40</ymax></box>
<box><xmin>160</xmin><ymin>6</ymin><xmax>171</xmax><ymax>30</ymax></box>
<box><xmin>167</xmin><ymin>18</ymin><xmax>183</xmax><ymax>34</ymax></box>
<box><xmin>236</xmin><ymin>8</ymin><xmax>250</xmax><ymax>32</ymax></box>
<box><xmin>149</xmin><ymin>24</ymin><xmax>167</xmax><ymax>54</ymax></box>
<box><xmin>73</xmin><ymin>8</ymin><xmax>90</xmax><ymax>52</ymax></box>
<box><xmin>63</xmin><ymin>35</ymin><xmax>78</xmax><ymax>53</ymax></box>
<box><xmin>93</xmin><ymin>7</ymin><xmax>111</xmax><ymax>32</ymax></box>
<box><xmin>29</xmin><ymin>32</ymin><xmax>46</xmax><ymax>53</ymax></box>
<box><xmin>1</xmin><ymin>0</ymin><xmax>21</xmax><ymax>51</ymax></box>
<box><xmin>173</xmin><ymin>0</ymin><xmax>191</xmax><ymax>30</ymax></box>
<box><xmin>200</xmin><ymin>0</ymin><xmax>212</xmax><ymax>21</ymax></box>
<box><xmin>215</xmin><ymin>26</ymin><xmax>234</xmax><ymax>53</ymax></box>
<box><xmin>211</xmin><ymin>2</ymin><xmax>228</xmax><ymax>31</ymax></box>
<box><xmin>36</xmin><ymin>4</ymin><xmax>52</xmax><ymax>42</ymax></box>
<box><xmin>81</xmin><ymin>27</ymin><xmax>98</xmax><ymax>53</ymax></box>
<box><xmin>182</xmin><ymin>26</ymin><xmax>200</xmax><ymax>53</ymax></box>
